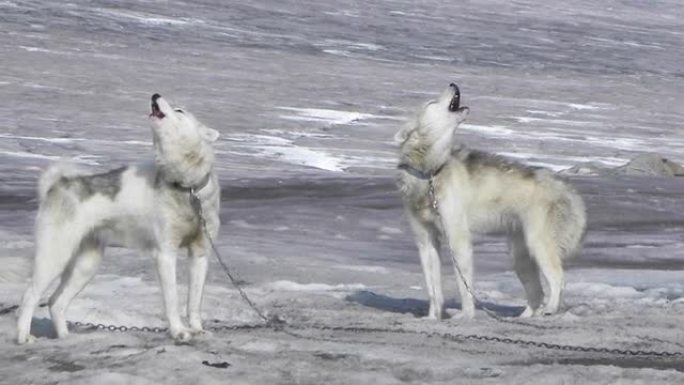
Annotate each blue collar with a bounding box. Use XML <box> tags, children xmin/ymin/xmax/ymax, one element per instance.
<box><xmin>398</xmin><ymin>162</ymin><xmax>447</xmax><ymax>180</ymax></box>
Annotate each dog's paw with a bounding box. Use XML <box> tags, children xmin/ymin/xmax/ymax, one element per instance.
<box><xmin>189</xmin><ymin>319</ymin><xmax>203</xmax><ymax>332</ymax></box>
<box><xmin>426</xmin><ymin>306</ymin><xmax>446</xmax><ymax>320</ymax></box>
<box><xmin>192</xmin><ymin>328</ymin><xmax>212</xmax><ymax>339</ymax></box>
<box><xmin>17</xmin><ymin>334</ymin><xmax>36</xmax><ymax>345</ymax></box>
<box><xmin>533</xmin><ymin>306</ymin><xmax>558</xmax><ymax>317</ymax></box>
<box><xmin>170</xmin><ymin>328</ymin><xmax>194</xmax><ymax>342</ymax></box>
<box><xmin>519</xmin><ymin>306</ymin><xmax>535</xmax><ymax>318</ymax></box>
<box><xmin>448</xmin><ymin>310</ymin><xmax>475</xmax><ymax>322</ymax></box>
<box><xmin>426</xmin><ymin>312</ymin><xmax>444</xmax><ymax>321</ymax></box>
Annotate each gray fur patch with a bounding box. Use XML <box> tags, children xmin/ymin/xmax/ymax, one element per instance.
<box><xmin>132</xmin><ymin>165</ymin><xmax>157</xmax><ymax>190</ymax></box>
<box><xmin>462</xmin><ymin>150</ymin><xmax>536</xmax><ymax>179</ymax></box>
<box><xmin>61</xmin><ymin>167</ymin><xmax>127</xmax><ymax>201</ymax></box>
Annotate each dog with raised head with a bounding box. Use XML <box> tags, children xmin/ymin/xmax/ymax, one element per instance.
<box><xmin>16</xmin><ymin>94</ymin><xmax>220</xmax><ymax>343</ymax></box>
<box><xmin>396</xmin><ymin>84</ymin><xmax>586</xmax><ymax>320</ymax></box>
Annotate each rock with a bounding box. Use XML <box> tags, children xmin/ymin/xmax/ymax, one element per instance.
<box><xmin>560</xmin><ymin>153</ymin><xmax>684</xmax><ymax>177</ymax></box>
<box><xmin>613</xmin><ymin>153</ymin><xmax>684</xmax><ymax>176</ymax></box>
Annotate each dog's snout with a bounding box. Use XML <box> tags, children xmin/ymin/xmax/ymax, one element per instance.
<box><xmin>150</xmin><ymin>94</ymin><xmax>165</xmax><ymax>119</ymax></box>
<box><xmin>448</xmin><ymin>84</ymin><xmax>461</xmax><ymax>112</ymax></box>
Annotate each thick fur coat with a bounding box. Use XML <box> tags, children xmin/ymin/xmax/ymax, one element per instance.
<box><xmin>17</xmin><ymin>95</ymin><xmax>220</xmax><ymax>343</ymax></box>
<box><xmin>397</xmin><ymin>84</ymin><xmax>586</xmax><ymax>319</ymax></box>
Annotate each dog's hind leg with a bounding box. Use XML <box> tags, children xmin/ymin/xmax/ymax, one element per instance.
<box><xmin>525</xmin><ymin>231</ymin><xmax>564</xmax><ymax>316</ymax></box>
<box><xmin>509</xmin><ymin>232</ymin><xmax>543</xmax><ymax>318</ymax></box>
<box><xmin>17</xmin><ymin>228</ymin><xmax>80</xmax><ymax>344</ymax></box>
<box><xmin>49</xmin><ymin>237</ymin><xmax>103</xmax><ymax>338</ymax></box>
<box><xmin>408</xmin><ymin>215</ymin><xmax>445</xmax><ymax>320</ymax></box>
<box><xmin>187</xmin><ymin>240</ymin><xmax>208</xmax><ymax>333</ymax></box>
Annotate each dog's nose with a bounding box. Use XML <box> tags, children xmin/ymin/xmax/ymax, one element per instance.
<box><xmin>152</xmin><ymin>93</ymin><xmax>162</xmax><ymax>102</ymax></box>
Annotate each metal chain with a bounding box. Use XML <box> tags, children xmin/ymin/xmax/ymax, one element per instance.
<box><xmin>67</xmin><ymin>321</ymin><xmax>168</xmax><ymax>334</ymax></box>
<box><xmin>62</xmin><ymin>318</ymin><xmax>682</xmax><ymax>358</ymax></box>
<box><xmin>190</xmin><ymin>188</ymin><xmax>285</xmax><ymax>329</ymax></box>
<box><xmin>296</xmin><ymin>323</ymin><xmax>684</xmax><ymax>358</ymax></box>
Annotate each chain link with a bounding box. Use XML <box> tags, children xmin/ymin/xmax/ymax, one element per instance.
<box><xmin>68</xmin><ymin>321</ymin><xmax>168</xmax><ymax>334</ymax></box>
<box><xmin>291</xmin><ymin>323</ymin><xmax>684</xmax><ymax>358</ymax></box>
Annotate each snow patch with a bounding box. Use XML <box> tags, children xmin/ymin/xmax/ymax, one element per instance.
<box><xmin>379</xmin><ymin>226</ymin><xmax>403</xmax><ymax>235</ymax></box>
<box><xmin>568</xmin><ymin>103</ymin><xmax>602</xmax><ymax>111</ymax></box>
<box><xmin>333</xmin><ymin>265</ymin><xmax>390</xmax><ymax>274</ymax></box>
<box><xmin>255</xmin><ymin>145</ymin><xmax>345</xmax><ymax>172</ymax></box>
<box><xmin>0</xmin><ymin>150</ymin><xmax>100</xmax><ymax>165</ymax></box>
<box><xmin>96</xmin><ymin>8</ymin><xmax>201</xmax><ymax>26</ymax></box>
<box><xmin>498</xmin><ymin>151</ymin><xmax>626</xmax><ymax>171</ymax></box>
<box><xmin>0</xmin><ymin>133</ymin><xmax>151</xmax><ymax>147</ymax></box>
<box><xmin>227</xmin><ymin>133</ymin><xmax>347</xmax><ymax>172</ymax></box>
<box><xmin>459</xmin><ymin>124</ymin><xmax>514</xmax><ymax>136</ymax></box>
<box><xmin>277</xmin><ymin>107</ymin><xmax>374</xmax><ymax>126</ymax></box>
<box><xmin>513</xmin><ymin>116</ymin><xmax>596</xmax><ymax>126</ymax></box>
<box><xmin>19</xmin><ymin>46</ymin><xmax>57</xmax><ymax>54</ymax></box>
<box><xmin>267</xmin><ymin>280</ymin><xmax>366</xmax><ymax>292</ymax></box>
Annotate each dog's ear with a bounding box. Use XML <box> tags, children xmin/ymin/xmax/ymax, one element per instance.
<box><xmin>394</xmin><ymin>117</ymin><xmax>418</xmax><ymax>144</ymax></box>
<box><xmin>394</xmin><ymin>127</ymin><xmax>411</xmax><ymax>143</ymax></box>
<box><xmin>201</xmin><ymin>126</ymin><xmax>220</xmax><ymax>142</ymax></box>
<box><xmin>456</xmin><ymin>106</ymin><xmax>469</xmax><ymax>123</ymax></box>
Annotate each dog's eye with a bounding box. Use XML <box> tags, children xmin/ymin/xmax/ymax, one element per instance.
<box><xmin>174</xmin><ymin>109</ymin><xmax>184</xmax><ymax>114</ymax></box>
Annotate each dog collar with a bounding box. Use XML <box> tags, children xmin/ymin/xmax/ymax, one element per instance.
<box><xmin>170</xmin><ymin>172</ymin><xmax>212</xmax><ymax>192</ymax></box>
<box><xmin>398</xmin><ymin>162</ymin><xmax>447</xmax><ymax>180</ymax></box>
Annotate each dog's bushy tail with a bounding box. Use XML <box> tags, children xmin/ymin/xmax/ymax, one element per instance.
<box><xmin>38</xmin><ymin>163</ymin><xmax>83</xmax><ymax>201</ymax></box>
<box><xmin>551</xmin><ymin>184</ymin><xmax>587</xmax><ymax>260</ymax></box>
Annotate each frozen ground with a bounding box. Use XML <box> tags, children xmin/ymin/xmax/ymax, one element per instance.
<box><xmin>1</xmin><ymin>0</ymin><xmax>684</xmax><ymax>384</ymax></box>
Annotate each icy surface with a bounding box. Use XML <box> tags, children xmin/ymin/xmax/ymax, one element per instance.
<box><xmin>1</xmin><ymin>0</ymin><xmax>684</xmax><ymax>383</ymax></box>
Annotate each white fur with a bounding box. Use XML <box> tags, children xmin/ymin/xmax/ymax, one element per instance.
<box><xmin>16</xmin><ymin>96</ymin><xmax>221</xmax><ymax>343</ymax></box>
<box><xmin>398</xmin><ymin>85</ymin><xmax>586</xmax><ymax>320</ymax></box>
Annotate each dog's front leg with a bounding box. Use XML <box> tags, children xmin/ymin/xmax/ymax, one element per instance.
<box><xmin>155</xmin><ymin>247</ymin><xmax>192</xmax><ymax>341</ymax></box>
<box><xmin>187</xmin><ymin>240</ymin><xmax>208</xmax><ymax>333</ymax></box>
<box><xmin>408</xmin><ymin>215</ymin><xmax>445</xmax><ymax>320</ymax></box>
<box><xmin>437</xmin><ymin>200</ymin><xmax>475</xmax><ymax>320</ymax></box>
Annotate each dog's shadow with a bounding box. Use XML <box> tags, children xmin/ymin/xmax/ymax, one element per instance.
<box><xmin>30</xmin><ymin>317</ymin><xmax>58</xmax><ymax>339</ymax></box>
<box><xmin>345</xmin><ymin>290</ymin><xmax>524</xmax><ymax>318</ymax></box>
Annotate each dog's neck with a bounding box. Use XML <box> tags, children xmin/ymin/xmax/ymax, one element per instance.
<box><xmin>398</xmin><ymin>162</ymin><xmax>447</xmax><ymax>180</ymax></box>
<box><xmin>398</xmin><ymin>144</ymin><xmax>466</xmax><ymax>180</ymax></box>
<box><xmin>165</xmin><ymin>172</ymin><xmax>212</xmax><ymax>192</ymax></box>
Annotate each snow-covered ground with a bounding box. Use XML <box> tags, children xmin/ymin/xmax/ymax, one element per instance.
<box><xmin>1</xmin><ymin>0</ymin><xmax>684</xmax><ymax>383</ymax></box>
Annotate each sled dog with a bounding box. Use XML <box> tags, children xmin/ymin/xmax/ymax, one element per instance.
<box><xmin>17</xmin><ymin>94</ymin><xmax>221</xmax><ymax>343</ymax></box>
<box><xmin>396</xmin><ymin>84</ymin><xmax>586</xmax><ymax>319</ymax></box>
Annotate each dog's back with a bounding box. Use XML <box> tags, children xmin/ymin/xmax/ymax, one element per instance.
<box><xmin>451</xmin><ymin>149</ymin><xmax>586</xmax><ymax>259</ymax></box>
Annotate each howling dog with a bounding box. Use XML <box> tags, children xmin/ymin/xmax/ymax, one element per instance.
<box><xmin>396</xmin><ymin>84</ymin><xmax>586</xmax><ymax>319</ymax></box>
<box><xmin>16</xmin><ymin>94</ymin><xmax>220</xmax><ymax>343</ymax></box>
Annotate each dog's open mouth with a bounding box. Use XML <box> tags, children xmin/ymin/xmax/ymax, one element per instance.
<box><xmin>150</xmin><ymin>93</ymin><xmax>165</xmax><ymax>119</ymax></box>
<box><xmin>448</xmin><ymin>83</ymin><xmax>460</xmax><ymax>112</ymax></box>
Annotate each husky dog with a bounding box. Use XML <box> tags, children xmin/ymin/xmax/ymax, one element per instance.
<box><xmin>16</xmin><ymin>94</ymin><xmax>221</xmax><ymax>343</ymax></box>
<box><xmin>396</xmin><ymin>84</ymin><xmax>586</xmax><ymax>319</ymax></box>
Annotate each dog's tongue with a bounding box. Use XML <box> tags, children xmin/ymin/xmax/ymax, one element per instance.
<box><xmin>448</xmin><ymin>83</ymin><xmax>460</xmax><ymax>112</ymax></box>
